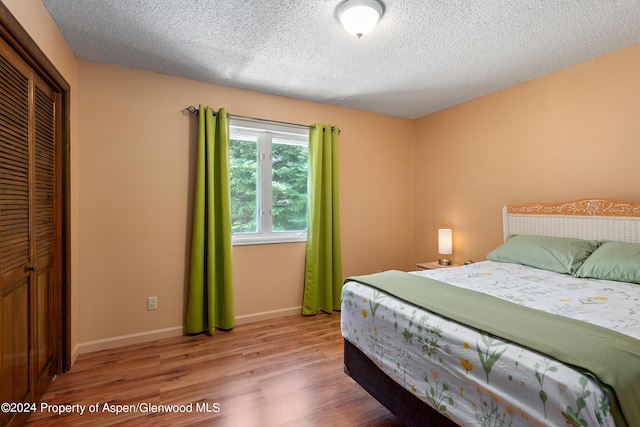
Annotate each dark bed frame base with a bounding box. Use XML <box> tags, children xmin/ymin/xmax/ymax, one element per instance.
<box><xmin>344</xmin><ymin>339</ymin><xmax>459</xmax><ymax>427</ymax></box>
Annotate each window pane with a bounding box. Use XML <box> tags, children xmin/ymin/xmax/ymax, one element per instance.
<box><xmin>272</xmin><ymin>139</ymin><xmax>308</xmax><ymax>232</ymax></box>
<box><xmin>229</xmin><ymin>136</ymin><xmax>258</xmax><ymax>233</ymax></box>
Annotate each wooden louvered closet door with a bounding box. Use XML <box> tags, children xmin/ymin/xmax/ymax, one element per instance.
<box><xmin>1</xmin><ymin>34</ymin><xmax>60</xmax><ymax>427</ymax></box>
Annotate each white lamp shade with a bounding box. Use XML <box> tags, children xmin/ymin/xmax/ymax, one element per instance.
<box><xmin>438</xmin><ymin>229</ymin><xmax>452</xmax><ymax>255</ymax></box>
<box><xmin>338</xmin><ymin>0</ymin><xmax>384</xmax><ymax>38</ymax></box>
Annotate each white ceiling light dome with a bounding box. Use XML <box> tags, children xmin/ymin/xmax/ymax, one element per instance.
<box><xmin>337</xmin><ymin>0</ymin><xmax>385</xmax><ymax>38</ymax></box>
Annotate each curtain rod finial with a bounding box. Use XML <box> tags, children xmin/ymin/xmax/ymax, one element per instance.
<box><xmin>183</xmin><ymin>105</ymin><xmax>199</xmax><ymax>115</ymax></box>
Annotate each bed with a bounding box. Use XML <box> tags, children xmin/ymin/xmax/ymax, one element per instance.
<box><xmin>341</xmin><ymin>198</ymin><xmax>640</xmax><ymax>427</ymax></box>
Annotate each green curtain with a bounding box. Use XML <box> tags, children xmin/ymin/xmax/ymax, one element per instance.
<box><xmin>186</xmin><ymin>105</ymin><xmax>234</xmax><ymax>333</ymax></box>
<box><xmin>302</xmin><ymin>124</ymin><xmax>343</xmax><ymax>315</ymax></box>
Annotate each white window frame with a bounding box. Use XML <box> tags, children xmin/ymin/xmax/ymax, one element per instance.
<box><xmin>229</xmin><ymin>119</ymin><xmax>309</xmax><ymax>245</ymax></box>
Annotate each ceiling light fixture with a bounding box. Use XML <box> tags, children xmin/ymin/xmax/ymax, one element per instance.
<box><xmin>337</xmin><ymin>0</ymin><xmax>385</xmax><ymax>39</ymax></box>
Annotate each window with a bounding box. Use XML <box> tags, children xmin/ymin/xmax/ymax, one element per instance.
<box><xmin>229</xmin><ymin>119</ymin><xmax>309</xmax><ymax>245</ymax></box>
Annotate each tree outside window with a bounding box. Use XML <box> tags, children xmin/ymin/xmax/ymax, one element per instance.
<box><xmin>229</xmin><ymin>121</ymin><xmax>308</xmax><ymax>245</ymax></box>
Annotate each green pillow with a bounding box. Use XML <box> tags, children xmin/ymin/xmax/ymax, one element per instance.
<box><xmin>574</xmin><ymin>241</ymin><xmax>640</xmax><ymax>284</ymax></box>
<box><xmin>487</xmin><ymin>235</ymin><xmax>600</xmax><ymax>274</ymax></box>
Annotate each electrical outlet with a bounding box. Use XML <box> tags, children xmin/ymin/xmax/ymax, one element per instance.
<box><xmin>147</xmin><ymin>296</ymin><xmax>157</xmax><ymax>311</ymax></box>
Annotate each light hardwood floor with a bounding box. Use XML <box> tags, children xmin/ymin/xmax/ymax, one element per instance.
<box><xmin>25</xmin><ymin>313</ymin><xmax>403</xmax><ymax>426</ymax></box>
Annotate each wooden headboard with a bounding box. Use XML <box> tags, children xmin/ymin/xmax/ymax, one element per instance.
<box><xmin>503</xmin><ymin>198</ymin><xmax>640</xmax><ymax>243</ymax></box>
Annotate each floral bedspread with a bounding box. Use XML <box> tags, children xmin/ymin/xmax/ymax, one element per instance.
<box><xmin>341</xmin><ymin>261</ymin><xmax>640</xmax><ymax>426</ymax></box>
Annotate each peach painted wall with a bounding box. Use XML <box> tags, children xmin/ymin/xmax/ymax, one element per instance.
<box><xmin>413</xmin><ymin>43</ymin><xmax>640</xmax><ymax>265</ymax></box>
<box><xmin>3</xmin><ymin>0</ymin><xmax>80</xmax><ymax>359</ymax></box>
<box><xmin>11</xmin><ymin>0</ymin><xmax>640</xmax><ymax>357</ymax></box>
<box><xmin>76</xmin><ymin>60</ymin><xmax>414</xmax><ymax>350</ymax></box>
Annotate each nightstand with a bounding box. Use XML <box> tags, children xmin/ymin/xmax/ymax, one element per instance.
<box><xmin>416</xmin><ymin>261</ymin><xmax>460</xmax><ymax>270</ymax></box>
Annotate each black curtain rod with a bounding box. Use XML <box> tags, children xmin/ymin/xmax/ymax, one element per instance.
<box><xmin>183</xmin><ymin>106</ymin><xmax>340</xmax><ymax>134</ymax></box>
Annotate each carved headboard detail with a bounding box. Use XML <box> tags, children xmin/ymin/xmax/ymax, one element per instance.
<box><xmin>507</xmin><ymin>199</ymin><xmax>640</xmax><ymax>217</ymax></box>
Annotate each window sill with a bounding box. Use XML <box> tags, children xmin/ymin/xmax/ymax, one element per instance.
<box><xmin>232</xmin><ymin>234</ymin><xmax>307</xmax><ymax>246</ymax></box>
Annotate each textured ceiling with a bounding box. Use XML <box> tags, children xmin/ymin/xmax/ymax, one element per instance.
<box><xmin>42</xmin><ymin>0</ymin><xmax>640</xmax><ymax>119</ymax></box>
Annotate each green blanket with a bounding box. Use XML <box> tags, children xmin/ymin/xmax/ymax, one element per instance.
<box><xmin>347</xmin><ymin>270</ymin><xmax>640</xmax><ymax>427</ymax></box>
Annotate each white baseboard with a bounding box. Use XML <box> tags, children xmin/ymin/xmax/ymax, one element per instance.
<box><xmin>71</xmin><ymin>343</ymin><xmax>80</xmax><ymax>365</ymax></box>
<box><xmin>74</xmin><ymin>307</ymin><xmax>302</xmax><ymax>357</ymax></box>
<box><xmin>234</xmin><ymin>306</ymin><xmax>302</xmax><ymax>325</ymax></box>
<box><xmin>77</xmin><ymin>325</ymin><xmax>184</xmax><ymax>355</ymax></box>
